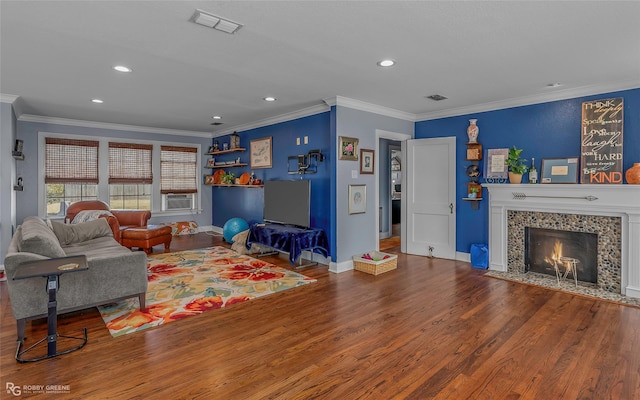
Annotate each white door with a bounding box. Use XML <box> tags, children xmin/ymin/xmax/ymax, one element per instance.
<box><xmin>405</xmin><ymin>137</ymin><xmax>456</xmax><ymax>259</ymax></box>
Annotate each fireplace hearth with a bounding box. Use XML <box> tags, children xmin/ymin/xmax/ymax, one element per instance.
<box><xmin>484</xmin><ymin>184</ymin><xmax>640</xmax><ymax>298</ymax></box>
<box><xmin>525</xmin><ymin>227</ymin><xmax>598</xmax><ymax>285</ymax></box>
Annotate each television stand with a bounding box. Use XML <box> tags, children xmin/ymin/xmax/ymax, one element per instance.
<box><xmin>247</xmin><ymin>223</ymin><xmax>329</xmax><ymax>268</ymax></box>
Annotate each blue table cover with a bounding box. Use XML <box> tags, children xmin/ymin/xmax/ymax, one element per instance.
<box><xmin>247</xmin><ymin>223</ymin><xmax>329</xmax><ymax>264</ymax></box>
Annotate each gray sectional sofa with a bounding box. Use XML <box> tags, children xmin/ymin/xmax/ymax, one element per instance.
<box><xmin>4</xmin><ymin>216</ymin><xmax>148</xmax><ymax>340</ymax></box>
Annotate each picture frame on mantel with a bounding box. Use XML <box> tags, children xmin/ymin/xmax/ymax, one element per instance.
<box><xmin>250</xmin><ymin>136</ymin><xmax>272</xmax><ymax>168</ymax></box>
<box><xmin>541</xmin><ymin>157</ymin><xmax>579</xmax><ymax>184</ymax></box>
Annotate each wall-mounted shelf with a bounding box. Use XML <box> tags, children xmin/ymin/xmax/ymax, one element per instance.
<box><xmin>462</xmin><ymin>197</ymin><xmax>482</xmax><ymax>210</ymax></box>
<box><xmin>206</xmin><ymin>147</ymin><xmax>245</xmax><ymax>156</ymax></box>
<box><xmin>206</xmin><ymin>163</ymin><xmax>248</xmax><ymax>169</ymax></box>
<box><xmin>465</xmin><ymin>142</ymin><xmax>482</xmax><ymax>161</ymax></box>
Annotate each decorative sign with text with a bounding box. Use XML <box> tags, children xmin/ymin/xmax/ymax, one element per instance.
<box><xmin>581</xmin><ymin>97</ymin><xmax>624</xmax><ymax>184</ymax></box>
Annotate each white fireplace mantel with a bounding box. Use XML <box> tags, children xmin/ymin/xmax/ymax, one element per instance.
<box><xmin>484</xmin><ymin>184</ymin><xmax>640</xmax><ymax>298</ymax></box>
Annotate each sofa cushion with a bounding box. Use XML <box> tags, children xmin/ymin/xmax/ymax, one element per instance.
<box><xmin>17</xmin><ymin>216</ymin><xmax>66</xmax><ymax>258</ymax></box>
<box><xmin>51</xmin><ymin>218</ymin><xmax>113</xmax><ymax>246</ymax></box>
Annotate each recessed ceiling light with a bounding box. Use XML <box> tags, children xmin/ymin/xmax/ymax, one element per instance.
<box><xmin>91</xmin><ymin>98</ymin><xmax>104</xmax><ymax>104</ymax></box>
<box><xmin>377</xmin><ymin>59</ymin><xmax>396</xmax><ymax>67</ymax></box>
<box><xmin>113</xmin><ymin>65</ymin><xmax>132</xmax><ymax>73</ymax></box>
<box><xmin>212</xmin><ymin>116</ymin><xmax>222</xmax><ymax>120</ymax></box>
<box><xmin>263</xmin><ymin>97</ymin><xmax>277</xmax><ymax>102</ymax></box>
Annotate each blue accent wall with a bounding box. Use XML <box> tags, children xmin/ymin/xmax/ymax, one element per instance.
<box><xmin>415</xmin><ymin>88</ymin><xmax>640</xmax><ymax>254</ymax></box>
<box><xmin>211</xmin><ymin>112</ymin><xmax>332</xmax><ymax>251</ymax></box>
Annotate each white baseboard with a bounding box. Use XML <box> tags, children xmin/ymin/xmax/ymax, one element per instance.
<box><xmin>329</xmin><ymin>259</ymin><xmax>354</xmax><ymax>273</ymax></box>
<box><xmin>456</xmin><ymin>252</ymin><xmax>471</xmax><ymax>263</ymax></box>
<box><xmin>199</xmin><ymin>225</ymin><xmax>221</xmax><ymax>234</ymax></box>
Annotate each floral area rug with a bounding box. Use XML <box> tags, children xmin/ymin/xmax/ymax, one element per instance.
<box><xmin>98</xmin><ymin>246</ymin><xmax>316</xmax><ymax>337</ymax></box>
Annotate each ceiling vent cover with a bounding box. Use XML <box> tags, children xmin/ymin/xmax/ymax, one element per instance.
<box><xmin>191</xmin><ymin>10</ymin><xmax>242</xmax><ymax>34</ymax></box>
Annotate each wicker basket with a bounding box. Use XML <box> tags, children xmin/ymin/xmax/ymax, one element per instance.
<box><xmin>353</xmin><ymin>251</ymin><xmax>398</xmax><ymax>275</ymax></box>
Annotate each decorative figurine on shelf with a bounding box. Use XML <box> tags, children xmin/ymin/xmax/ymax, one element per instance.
<box><xmin>230</xmin><ymin>132</ymin><xmax>240</xmax><ymax>149</ymax></box>
<box><xmin>223</xmin><ymin>143</ymin><xmax>229</xmax><ymax>151</ymax></box>
<box><xmin>467</xmin><ymin>119</ymin><xmax>479</xmax><ymax>143</ymax></box>
<box><xmin>213</xmin><ymin>140</ymin><xmax>219</xmax><ymax>152</ymax></box>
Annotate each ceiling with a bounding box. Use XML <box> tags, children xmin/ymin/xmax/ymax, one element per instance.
<box><xmin>2</xmin><ymin>1</ymin><xmax>639</xmax><ymax>137</ymax></box>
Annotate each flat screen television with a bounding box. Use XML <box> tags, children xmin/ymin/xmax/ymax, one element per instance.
<box><xmin>263</xmin><ymin>180</ymin><xmax>311</xmax><ymax>228</ymax></box>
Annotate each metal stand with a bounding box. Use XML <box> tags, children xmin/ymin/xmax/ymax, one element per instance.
<box><xmin>14</xmin><ymin>256</ymin><xmax>88</xmax><ymax>363</ymax></box>
<box><xmin>255</xmin><ymin>248</ymin><xmax>317</xmax><ymax>269</ymax></box>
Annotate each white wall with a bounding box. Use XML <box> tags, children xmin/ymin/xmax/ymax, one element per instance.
<box><xmin>0</xmin><ymin>101</ymin><xmax>18</xmax><ymax>264</ymax></box>
<box><xmin>333</xmin><ymin>106</ymin><xmax>413</xmax><ymax>268</ymax></box>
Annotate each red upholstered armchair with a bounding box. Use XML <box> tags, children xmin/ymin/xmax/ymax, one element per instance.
<box><xmin>65</xmin><ymin>200</ymin><xmax>151</xmax><ymax>243</ymax></box>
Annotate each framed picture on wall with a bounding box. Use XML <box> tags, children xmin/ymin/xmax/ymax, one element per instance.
<box><xmin>339</xmin><ymin>136</ymin><xmax>359</xmax><ymax>161</ymax></box>
<box><xmin>348</xmin><ymin>184</ymin><xmax>366</xmax><ymax>214</ymax></box>
<box><xmin>360</xmin><ymin>149</ymin><xmax>374</xmax><ymax>174</ymax></box>
<box><xmin>250</xmin><ymin>136</ymin><xmax>272</xmax><ymax>168</ymax></box>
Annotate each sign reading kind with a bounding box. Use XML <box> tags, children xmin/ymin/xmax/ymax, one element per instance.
<box><xmin>581</xmin><ymin>97</ymin><xmax>624</xmax><ymax>184</ymax></box>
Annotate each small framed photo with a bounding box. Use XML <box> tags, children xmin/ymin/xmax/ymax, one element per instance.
<box><xmin>250</xmin><ymin>136</ymin><xmax>272</xmax><ymax>168</ymax></box>
<box><xmin>206</xmin><ymin>158</ymin><xmax>216</xmax><ymax>168</ymax></box>
<box><xmin>484</xmin><ymin>148</ymin><xmax>509</xmax><ymax>181</ymax></box>
<box><xmin>348</xmin><ymin>184</ymin><xmax>366</xmax><ymax>214</ymax></box>
<box><xmin>360</xmin><ymin>149</ymin><xmax>374</xmax><ymax>174</ymax></box>
<box><xmin>339</xmin><ymin>136</ymin><xmax>359</xmax><ymax>161</ymax></box>
<box><xmin>541</xmin><ymin>158</ymin><xmax>579</xmax><ymax>183</ymax></box>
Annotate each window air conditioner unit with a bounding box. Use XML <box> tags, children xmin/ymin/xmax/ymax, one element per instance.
<box><xmin>165</xmin><ymin>194</ymin><xmax>194</xmax><ymax>210</ymax></box>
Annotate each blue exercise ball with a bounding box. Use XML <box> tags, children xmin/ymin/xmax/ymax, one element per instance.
<box><xmin>223</xmin><ymin>217</ymin><xmax>249</xmax><ymax>243</ymax></box>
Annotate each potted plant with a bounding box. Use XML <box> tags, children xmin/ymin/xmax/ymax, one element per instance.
<box><xmin>505</xmin><ymin>146</ymin><xmax>527</xmax><ymax>184</ymax></box>
<box><xmin>221</xmin><ymin>172</ymin><xmax>236</xmax><ymax>185</ymax></box>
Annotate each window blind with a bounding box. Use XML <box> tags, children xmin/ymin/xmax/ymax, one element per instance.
<box><xmin>160</xmin><ymin>145</ymin><xmax>198</xmax><ymax>194</ymax></box>
<box><xmin>45</xmin><ymin>138</ymin><xmax>99</xmax><ymax>184</ymax></box>
<box><xmin>109</xmin><ymin>142</ymin><xmax>153</xmax><ymax>184</ymax></box>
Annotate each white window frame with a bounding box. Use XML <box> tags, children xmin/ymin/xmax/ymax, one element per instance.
<box><xmin>38</xmin><ymin>132</ymin><xmax>202</xmax><ymax>218</ymax></box>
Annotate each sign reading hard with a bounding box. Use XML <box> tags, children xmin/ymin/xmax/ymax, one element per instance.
<box><xmin>581</xmin><ymin>97</ymin><xmax>624</xmax><ymax>184</ymax></box>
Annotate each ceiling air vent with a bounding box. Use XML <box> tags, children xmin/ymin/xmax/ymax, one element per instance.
<box><xmin>426</xmin><ymin>94</ymin><xmax>448</xmax><ymax>101</ymax></box>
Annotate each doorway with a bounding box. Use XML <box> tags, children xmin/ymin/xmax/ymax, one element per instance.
<box><xmin>380</xmin><ymin>145</ymin><xmax>402</xmax><ymax>251</ymax></box>
<box><xmin>375</xmin><ymin>130</ymin><xmax>411</xmax><ymax>253</ymax></box>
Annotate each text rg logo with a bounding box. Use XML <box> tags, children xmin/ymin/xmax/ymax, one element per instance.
<box><xmin>6</xmin><ymin>382</ymin><xmax>21</xmax><ymax>396</ymax></box>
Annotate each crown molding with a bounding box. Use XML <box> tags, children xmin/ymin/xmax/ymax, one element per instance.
<box><xmin>0</xmin><ymin>93</ymin><xmax>20</xmax><ymax>103</ymax></box>
<box><xmin>325</xmin><ymin>96</ymin><xmax>416</xmax><ymax>122</ymax></box>
<box><xmin>416</xmin><ymin>81</ymin><xmax>640</xmax><ymax>121</ymax></box>
<box><xmin>17</xmin><ymin>114</ymin><xmax>212</xmax><ymax>138</ymax></box>
<box><xmin>213</xmin><ymin>103</ymin><xmax>330</xmax><ymax>136</ymax></box>
<box><xmin>1</xmin><ymin>94</ymin><xmax>26</xmax><ymax>118</ymax></box>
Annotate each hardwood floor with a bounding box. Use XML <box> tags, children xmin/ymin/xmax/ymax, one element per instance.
<box><xmin>2</xmin><ymin>233</ymin><xmax>640</xmax><ymax>399</ymax></box>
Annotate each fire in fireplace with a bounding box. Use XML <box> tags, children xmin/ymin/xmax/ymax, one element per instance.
<box><xmin>525</xmin><ymin>227</ymin><xmax>598</xmax><ymax>284</ymax></box>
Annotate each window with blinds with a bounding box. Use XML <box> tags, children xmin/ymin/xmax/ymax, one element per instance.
<box><xmin>108</xmin><ymin>142</ymin><xmax>153</xmax><ymax>184</ymax></box>
<box><xmin>45</xmin><ymin>138</ymin><xmax>99</xmax><ymax>184</ymax></box>
<box><xmin>45</xmin><ymin>138</ymin><xmax>99</xmax><ymax>216</ymax></box>
<box><xmin>108</xmin><ymin>142</ymin><xmax>153</xmax><ymax>210</ymax></box>
<box><xmin>160</xmin><ymin>146</ymin><xmax>198</xmax><ymax>194</ymax></box>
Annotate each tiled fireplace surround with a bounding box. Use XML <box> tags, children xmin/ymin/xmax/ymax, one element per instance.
<box><xmin>485</xmin><ymin>184</ymin><xmax>640</xmax><ymax>299</ymax></box>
